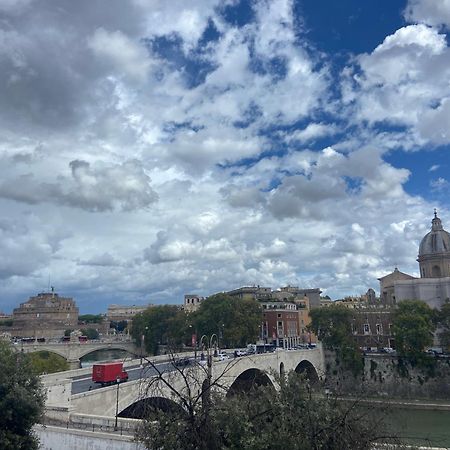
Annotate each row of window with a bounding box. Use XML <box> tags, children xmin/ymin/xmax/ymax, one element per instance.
<box><xmin>355</xmin><ymin>323</ymin><xmax>392</xmax><ymax>335</ymax></box>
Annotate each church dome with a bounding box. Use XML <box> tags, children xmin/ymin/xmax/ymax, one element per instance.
<box><xmin>418</xmin><ymin>211</ymin><xmax>450</xmax><ymax>256</ymax></box>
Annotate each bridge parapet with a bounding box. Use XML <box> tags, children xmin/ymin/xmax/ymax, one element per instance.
<box><xmin>16</xmin><ymin>340</ymin><xmax>141</xmax><ymax>368</ymax></box>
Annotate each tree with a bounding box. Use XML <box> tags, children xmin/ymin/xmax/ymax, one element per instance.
<box><xmin>132</xmin><ymin>306</ymin><xmax>188</xmax><ymax>355</ymax></box>
<box><xmin>435</xmin><ymin>302</ymin><xmax>450</xmax><ymax>351</ymax></box>
<box><xmin>0</xmin><ymin>341</ymin><xmax>45</xmax><ymax>450</ymax></box>
<box><xmin>392</xmin><ymin>300</ymin><xmax>434</xmax><ymax>365</ymax></box>
<box><xmin>192</xmin><ymin>293</ymin><xmax>261</xmax><ymax>348</ymax></box>
<box><xmin>110</xmin><ymin>320</ymin><xmax>128</xmax><ymax>333</ymax></box>
<box><xmin>309</xmin><ymin>305</ymin><xmax>363</xmax><ymax>374</ymax></box>
<box><xmin>29</xmin><ymin>351</ymin><xmax>69</xmax><ymax>375</ymax></box>
<box><xmin>80</xmin><ymin>328</ymin><xmax>99</xmax><ymax>340</ymax></box>
<box><xmin>134</xmin><ymin>353</ymin><xmax>401</xmax><ymax>450</ymax></box>
<box><xmin>78</xmin><ymin>314</ymin><xmax>103</xmax><ymax>324</ymax></box>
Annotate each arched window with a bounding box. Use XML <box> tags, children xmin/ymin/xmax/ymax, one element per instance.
<box><xmin>432</xmin><ymin>265</ymin><xmax>441</xmax><ymax>277</ymax></box>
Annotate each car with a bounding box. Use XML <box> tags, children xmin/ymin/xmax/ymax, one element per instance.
<box><xmin>380</xmin><ymin>347</ymin><xmax>396</xmax><ymax>354</ymax></box>
<box><xmin>234</xmin><ymin>350</ymin><xmax>247</xmax><ymax>357</ymax></box>
<box><xmin>215</xmin><ymin>352</ymin><xmax>230</xmax><ymax>361</ymax></box>
<box><xmin>174</xmin><ymin>357</ymin><xmax>191</xmax><ymax>367</ymax></box>
<box><xmin>426</xmin><ymin>347</ymin><xmax>443</xmax><ymax>355</ymax></box>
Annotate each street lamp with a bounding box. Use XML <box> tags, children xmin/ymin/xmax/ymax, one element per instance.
<box><xmin>114</xmin><ymin>376</ymin><xmax>120</xmax><ymax>431</ymax></box>
<box><xmin>189</xmin><ymin>324</ymin><xmax>198</xmax><ymax>360</ymax></box>
<box><xmin>199</xmin><ymin>334</ymin><xmax>218</xmax><ymax>415</ymax></box>
<box><xmin>140</xmin><ymin>326</ymin><xmax>148</xmax><ymax>367</ymax></box>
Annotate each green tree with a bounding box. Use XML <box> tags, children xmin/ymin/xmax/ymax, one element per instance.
<box><xmin>435</xmin><ymin>302</ymin><xmax>450</xmax><ymax>351</ymax></box>
<box><xmin>132</xmin><ymin>306</ymin><xmax>188</xmax><ymax>355</ymax></box>
<box><xmin>0</xmin><ymin>341</ymin><xmax>45</xmax><ymax>450</ymax></box>
<box><xmin>29</xmin><ymin>351</ymin><xmax>69</xmax><ymax>375</ymax></box>
<box><xmin>392</xmin><ymin>300</ymin><xmax>435</xmax><ymax>364</ymax></box>
<box><xmin>78</xmin><ymin>314</ymin><xmax>103</xmax><ymax>324</ymax></box>
<box><xmin>80</xmin><ymin>328</ymin><xmax>99</xmax><ymax>340</ymax></box>
<box><xmin>110</xmin><ymin>320</ymin><xmax>128</xmax><ymax>332</ymax></box>
<box><xmin>192</xmin><ymin>293</ymin><xmax>261</xmax><ymax>348</ymax></box>
<box><xmin>309</xmin><ymin>305</ymin><xmax>363</xmax><ymax>374</ymax></box>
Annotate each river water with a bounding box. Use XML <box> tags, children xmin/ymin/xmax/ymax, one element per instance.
<box><xmin>80</xmin><ymin>349</ymin><xmax>131</xmax><ymax>367</ymax></box>
<box><xmin>388</xmin><ymin>407</ymin><xmax>450</xmax><ymax>447</ymax></box>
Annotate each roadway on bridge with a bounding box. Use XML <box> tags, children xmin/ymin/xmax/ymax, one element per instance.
<box><xmin>72</xmin><ymin>360</ymin><xmax>175</xmax><ymax>394</ymax></box>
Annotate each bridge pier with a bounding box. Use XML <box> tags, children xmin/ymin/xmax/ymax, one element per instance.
<box><xmin>68</xmin><ymin>359</ymin><xmax>81</xmax><ymax>370</ymax></box>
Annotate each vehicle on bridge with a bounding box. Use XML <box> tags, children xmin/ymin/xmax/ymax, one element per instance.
<box><xmin>92</xmin><ymin>362</ymin><xmax>128</xmax><ymax>386</ymax></box>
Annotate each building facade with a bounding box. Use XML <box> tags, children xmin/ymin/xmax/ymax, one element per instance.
<box><xmin>379</xmin><ymin>211</ymin><xmax>450</xmax><ymax>309</ymax></box>
<box><xmin>261</xmin><ymin>296</ymin><xmax>315</xmax><ymax>348</ymax></box>
<box><xmin>106</xmin><ymin>304</ymin><xmax>152</xmax><ymax>323</ymax></box>
<box><xmin>12</xmin><ymin>291</ymin><xmax>79</xmax><ymax>338</ymax></box>
<box><xmin>183</xmin><ymin>295</ymin><xmax>205</xmax><ymax>313</ymax></box>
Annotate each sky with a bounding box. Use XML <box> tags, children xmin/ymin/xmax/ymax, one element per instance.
<box><xmin>1</xmin><ymin>0</ymin><xmax>450</xmax><ymax>313</ymax></box>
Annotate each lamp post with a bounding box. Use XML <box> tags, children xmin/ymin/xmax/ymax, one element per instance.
<box><xmin>140</xmin><ymin>326</ymin><xmax>148</xmax><ymax>367</ymax></box>
<box><xmin>114</xmin><ymin>376</ymin><xmax>120</xmax><ymax>431</ymax></box>
<box><xmin>189</xmin><ymin>324</ymin><xmax>198</xmax><ymax>360</ymax></box>
<box><xmin>199</xmin><ymin>334</ymin><xmax>218</xmax><ymax>415</ymax></box>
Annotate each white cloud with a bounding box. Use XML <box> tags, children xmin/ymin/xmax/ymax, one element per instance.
<box><xmin>0</xmin><ymin>160</ymin><xmax>158</xmax><ymax>212</ymax></box>
<box><xmin>345</xmin><ymin>24</ymin><xmax>450</xmax><ymax>146</ymax></box>
<box><xmin>88</xmin><ymin>28</ymin><xmax>152</xmax><ymax>81</ymax></box>
<box><xmin>429</xmin><ymin>164</ymin><xmax>440</xmax><ymax>172</ymax></box>
<box><xmin>288</xmin><ymin>123</ymin><xmax>338</xmax><ymax>143</ymax></box>
<box><xmin>430</xmin><ymin>177</ymin><xmax>449</xmax><ymax>191</ymax></box>
<box><xmin>0</xmin><ymin>0</ymin><xmax>448</xmax><ymax>313</ymax></box>
<box><xmin>405</xmin><ymin>0</ymin><xmax>450</xmax><ymax>29</ymax></box>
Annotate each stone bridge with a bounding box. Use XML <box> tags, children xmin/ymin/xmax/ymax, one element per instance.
<box><xmin>17</xmin><ymin>340</ymin><xmax>140</xmax><ymax>368</ymax></box>
<box><xmin>67</xmin><ymin>347</ymin><xmax>325</xmax><ymax>417</ymax></box>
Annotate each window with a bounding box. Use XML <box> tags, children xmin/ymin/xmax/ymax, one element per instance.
<box><xmin>376</xmin><ymin>323</ymin><xmax>382</xmax><ymax>335</ymax></box>
<box><xmin>363</xmin><ymin>323</ymin><xmax>370</xmax><ymax>335</ymax></box>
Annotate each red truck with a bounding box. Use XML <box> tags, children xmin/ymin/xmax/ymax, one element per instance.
<box><xmin>92</xmin><ymin>362</ymin><xmax>128</xmax><ymax>386</ymax></box>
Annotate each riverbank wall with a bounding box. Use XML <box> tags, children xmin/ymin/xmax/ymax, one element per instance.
<box><xmin>324</xmin><ymin>352</ymin><xmax>450</xmax><ymax>400</ymax></box>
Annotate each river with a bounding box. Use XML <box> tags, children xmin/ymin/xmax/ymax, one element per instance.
<box><xmin>80</xmin><ymin>349</ymin><xmax>131</xmax><ymax>367</ymax></box>
<box><xmin>388</xmin><ymin>407</ymin><xmax>450</xmax><ymax>448</ymax></box>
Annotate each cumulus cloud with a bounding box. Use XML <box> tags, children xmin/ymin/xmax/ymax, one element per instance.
<box><xmin>343</xmin><ymin>24</ymin><xmax>450</xmax><ymax>147</ymax></box>
<box><xmin>0</xmin><ymin>0</ymin><xmax>448</xmax><ymax>312</ymax></box>
<box><xmin>0</xmin><ymin>160</ymin><xmax>158</xmax><ymax>212</ymax></box>
<box><xmin>405</xmin><ymin>0</ymin><xmax>450</xmax><ymax>29</ymax></box>
<box><xmin>88</xmin><ymin>28</ymin><xmax>152</xmax><ymax>81</ymax></box>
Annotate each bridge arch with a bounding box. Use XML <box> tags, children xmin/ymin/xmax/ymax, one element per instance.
<box><xmin>16</xmin><ymin>345</ymin><xmax>69</xmax><ymax>360</ymax></box>
<box><xmin>294</xmin><ymin>359</ymin><xmax>319</xmax><ymax>384</ymax></box>
<box><xmin>119</xmin><ymin>396</ymin><xmax>185</xmax><ymax>419</ymax></box>
<box><xmin>77</xmin><ymin>345</ymin><xmax>138</xmax><ymax>360</ymax></box>
<box><xmin>227</xmin><ymin>368</ymin><xmax>275</xmax><ymax>397</ymax></box>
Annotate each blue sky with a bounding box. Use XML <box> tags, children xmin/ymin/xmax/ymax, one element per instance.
<box><xmin>0</xmin><ymin>0</ymin><xmax>449</xmax><ymax>313</ymax></box>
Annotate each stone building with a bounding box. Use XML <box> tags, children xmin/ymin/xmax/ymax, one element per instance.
<box><xmin>106</xmin><ymin>304</ymin><xmax>152</xmax><ymax>324</ymax></box>
<box><xmin>12</xmin><ymin>291</ymin><xmax>79</xmax><ymax>338</ymax></box>
<box><xmin>183</xmin><ymin>294</ymin><xmax>205</xmax><ymax>313</ymax></box>
<box><xmin>261</xmin><ymin>296</ymin><xmax>315</xmax><ymax>348</ymax></box>
<box><xmin>351</xmin><ymin>305</ymin><xmax>395</xmax><ymax>350</ymax></box>
<box><xmin>379</xmin><ymin>211</ymin><xmax>450</xmax><ymax>309</ymax></box>
<box><xmin>226</xmin><ymin>285</ymin><xmax>322</xmax><ymax>309</ymax></box>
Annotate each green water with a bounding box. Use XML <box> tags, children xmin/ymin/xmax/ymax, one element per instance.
<box><xmin>388</xmin><ymin>408</ymin><xmax>450</xmax><ymax>447</ymax></box>
<box><xmin>80</xmin><ymin>349</ymin><xmax>131</xmax><ymax>367</ymax></box>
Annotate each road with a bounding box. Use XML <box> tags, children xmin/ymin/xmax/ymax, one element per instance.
<box><xmin>71</xmin><ymin>359</ymin><xmax>189</xmax><ymax>394</ymax></box>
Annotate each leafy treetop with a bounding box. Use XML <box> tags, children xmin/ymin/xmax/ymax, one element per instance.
<box><xmin>0</xmin><ymin>341</ymin><xmax>45</xmax><ymax>450</ymax></box>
